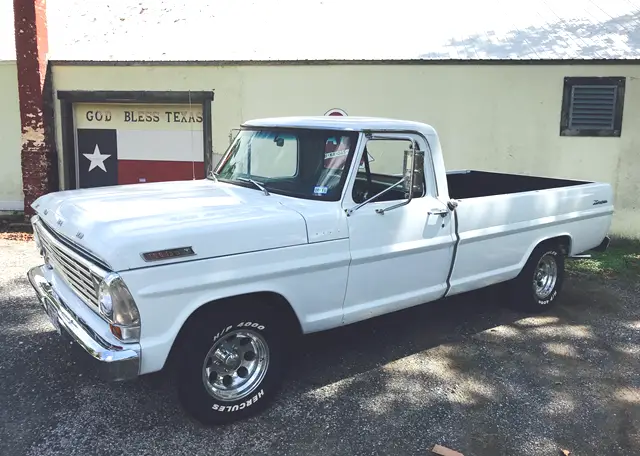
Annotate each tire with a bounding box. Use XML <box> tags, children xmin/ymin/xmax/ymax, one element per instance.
<box><xmin>507</xmin><ymin>242</ymin><xmax>565</xmax><ymax>313</ymax></box>
<box><xmin>175</xmin><ymin>301</ymin><xmax>289</xmax><ymax>425</ymax></box>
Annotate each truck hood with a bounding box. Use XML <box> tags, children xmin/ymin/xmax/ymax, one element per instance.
<box><xmin>32</xmin><ymin>180</ymin><xmax>308</xmax><ymax>271</ymax></box>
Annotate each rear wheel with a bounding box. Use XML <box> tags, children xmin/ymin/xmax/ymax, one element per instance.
<box><xmin>175</xmin><ymin>302</ymin><xmax>289</xmax><ymax>425</ymax></box>
<box><xmin>508</xmin><ymin>242</ymin><xmax>565</xmax><ymax>313</ymax></box>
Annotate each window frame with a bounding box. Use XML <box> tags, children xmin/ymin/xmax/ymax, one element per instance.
<box><xmin>213</xmin><ymin>126</ymin><xmax>361</xmax><ymax>202</ymax></box>
<box><xmin>350</xmin><ymin>136</ymin><xmax>427</xmax><ymax>204</ymax></box>
<box><xmin>560</xmin><ymin>76</ymin><xmax>626</xmax><ymax>138</ymax></box>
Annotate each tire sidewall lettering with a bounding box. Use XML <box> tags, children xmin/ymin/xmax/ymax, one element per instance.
<box><xmin>178</xmin><ymin>305</ymin><xmax>284</xmax><ymax>424</ymax></box>
<box><xmin>211</xmin><ymin>389</ymin><xmax>265</xmax><ymax>412</ymax></box>
<box><xmin>212</xmin><ymin>321</ymin><xmax>267</xmax><ymax>343</ymax></box>
<box><xmin>212</xmin><ymin>325</ymin><xmax>233</xmax><ymax>343</ymax></box>
<box><xmin>208</xmin><ymin>320</ymin><xmax>269</xmax><ymax>413</ymax></box>
<box><xmin>237</xmin><ymin>321</ymin><xmax>266</xmax><ymax>331</ymax></box>
<box><xmin>537</xmin><ymin>289</ymin><xmax>557</xmax><ymax>306</ymax></box>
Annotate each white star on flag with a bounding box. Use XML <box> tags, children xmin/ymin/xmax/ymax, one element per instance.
<box><xmin>83</xmin><ymin>144</ymin><xmax>111</xmax><ymax>172</ymax></box>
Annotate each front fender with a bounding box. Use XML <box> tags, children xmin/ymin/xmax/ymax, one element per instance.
<box><xmin>120</xmin><ymin>239</ymin><xmax>351</xmax><ymax>375</ymax></box>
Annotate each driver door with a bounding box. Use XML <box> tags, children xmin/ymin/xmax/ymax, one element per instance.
<box><xmin>341</xmin><ymin>133</ymin><xmax>456</xmax><ymax>325</ymax></box>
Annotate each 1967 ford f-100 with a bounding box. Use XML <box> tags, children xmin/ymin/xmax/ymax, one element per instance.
<box><xmin>27</xmin><ymin>116</ymin><xmax>613</xmax><ymax>424</ymax></box>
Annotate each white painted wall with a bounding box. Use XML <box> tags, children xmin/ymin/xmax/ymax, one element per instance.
<box><xmin>0</xmin><ymin>61</ymin><xmax>23</xmax><ymax>212</ymax></box>
<box><xmin>51</xmin><ymin>63</ymin><xmax>640</xmax><ymax>237</ymax></box>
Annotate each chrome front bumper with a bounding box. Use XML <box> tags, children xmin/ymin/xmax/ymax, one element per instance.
<box><xmin>27</xmin><ymin>265</ymin><xmax>140</xmax><ymax>381</ymax></box>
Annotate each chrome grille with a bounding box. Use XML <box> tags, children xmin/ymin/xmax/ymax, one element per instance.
<box><xmin>34</xmin><ymin>221</ymin><xmax>105</xmax><ymax>309</ymax></box>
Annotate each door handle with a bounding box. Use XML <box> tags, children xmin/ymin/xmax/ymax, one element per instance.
<box><xmin>428</xmin><ymin>208</ymin><xmax>449</xmax><ymax>217</ymax></box>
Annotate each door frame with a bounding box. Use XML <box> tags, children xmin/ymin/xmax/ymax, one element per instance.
<box><xmin>341</xmin><ymin>130</ymin><xmax>439</xmax><ymax>210</ymax></box>
<box><xmin>57</xmin><ymin>90</ymin><xmax>215</xmax><ymax>190</ymax></box>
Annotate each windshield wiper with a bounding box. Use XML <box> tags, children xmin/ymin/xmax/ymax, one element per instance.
<box><xmin>237</xmin><ymin>177</ymin><xmax>270</xmax><ymax>196</ymax></box>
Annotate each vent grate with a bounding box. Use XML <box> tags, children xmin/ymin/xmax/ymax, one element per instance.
<box><xmin>568</xmin><ymin>85</ymin><xmax>618</xmax><ymax>130</ymax></box>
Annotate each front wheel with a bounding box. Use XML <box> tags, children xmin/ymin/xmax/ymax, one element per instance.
<box><xmin>508</xmin><ymin>242</ymin><xmax>565</xmax><ymax>313</ymax></box>
<box><xmin>175</xmin><ymin>303</ymin><xmax>289</xmax><ymax>425</ymax></box>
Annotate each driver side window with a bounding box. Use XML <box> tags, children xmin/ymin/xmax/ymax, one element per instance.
<box><xmin>352</xmin><ymin>138</ymin><xmax>425</xmax><ymax>204</ymax></box>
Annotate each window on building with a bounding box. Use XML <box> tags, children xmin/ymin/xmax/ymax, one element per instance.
<box><xmin>560</xmin><ymin>76</ymin><xmax>626</xmax><ymax>137</ymax></box>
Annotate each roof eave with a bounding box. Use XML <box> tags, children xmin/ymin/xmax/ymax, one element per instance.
<box><xmin>48</xmin><ymin>58</ymin><xmax>640</xmax><ymax>67</ymax></box>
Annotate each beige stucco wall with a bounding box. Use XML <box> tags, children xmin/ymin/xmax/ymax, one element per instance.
<box><xmin>0</xmin><ymin>61</ymin><xmax>23</xmax><ymax>212</ymax></box>
<box><xmin>51</xmin><ymin>63</ymin><xmax>640</xmax><ymax>238</ymax></box>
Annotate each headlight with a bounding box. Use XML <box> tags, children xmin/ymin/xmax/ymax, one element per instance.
<box><xmin>98</xmin><ymin>273</ymin><xmax>141</xmax><ymax>343</ymax></box>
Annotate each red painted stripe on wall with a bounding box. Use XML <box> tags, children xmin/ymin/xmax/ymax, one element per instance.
<box><xmin>118</xmin><ymin>160</ymin><xmax>205</xmax><ymax>185</ymax></box>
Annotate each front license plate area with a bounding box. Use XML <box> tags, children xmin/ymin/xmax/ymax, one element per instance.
<box><xmin>43</xmin><ymin>298</ymin><xmax>61</xmax><ymax>335</ymax></box>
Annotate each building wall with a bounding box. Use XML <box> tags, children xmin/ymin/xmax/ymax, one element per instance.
<box><xmin>0</xmin><ymin>61</ymin><xmax>23</xmax><ymax>212</ymax></box>
<box><xmin>51</xmin><ymin>63</ymin><xmax>640</xmax><ymax>238</ymax></box>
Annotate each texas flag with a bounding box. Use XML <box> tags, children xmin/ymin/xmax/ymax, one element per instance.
<box><xmin>75</xmin><ymin>105</ymin><xmax>206</xmax><ymax>189</ymax></box>
<box><xmin>77</xmin><ymin>128</ymin><xmax>205</xmax><ymax>188</ymax></box>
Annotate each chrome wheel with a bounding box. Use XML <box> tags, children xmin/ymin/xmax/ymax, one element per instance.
<box><xmin>202</xmin><ymin>329</ymin><xmax>269</xmax><ymax>402</ymax></box>
<box><xmin>533</xmin><ymin>253</ymin><xmax>558</xmax><ymax>300</ymax></box>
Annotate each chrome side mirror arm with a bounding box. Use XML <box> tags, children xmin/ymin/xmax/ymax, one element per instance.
<box><xmin>375</xmin><ymin>185</ymin><xmax>414</xmax><ymax>215</ymax></box>
<box><xmin>345</xmin><ymin>177</ymin><xmax>406</xmax><ymax>217</ymax></box>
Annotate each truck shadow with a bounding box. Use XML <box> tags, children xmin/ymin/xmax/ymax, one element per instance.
<box><xmin>260</xmin><ymin>277</ymin><xmax>640</xmax><ymax>455</ymax></box>
<box><xmin>4</xmin><ymin>271</ymin><xmax>639</xmax><ymax>455</ymax></box>
<box><xmin>289</xmin><ymin>284</ymin><xmax>518</xmax><ymax>391</ymax></box>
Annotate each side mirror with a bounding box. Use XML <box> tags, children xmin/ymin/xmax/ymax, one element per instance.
<box><xmin>402</xmin><ymin>146</ymin><xmax>425</xmax><ymax>198</ymax></box>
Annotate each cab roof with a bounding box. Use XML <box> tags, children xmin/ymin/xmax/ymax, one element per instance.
<box><xmin>242</xmin><ymin>116</ymin><xmax>438</xmax><ymax>135</ymax></box>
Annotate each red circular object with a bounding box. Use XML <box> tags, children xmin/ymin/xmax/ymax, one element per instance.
<box><xmin>325</xmin><ymin>108</ymin><xmax>347</xmax><ymax>116</ymax></box>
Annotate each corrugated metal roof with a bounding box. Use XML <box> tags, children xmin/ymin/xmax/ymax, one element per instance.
<box><xmin>3</xmin><ymin>0</ymin><xmax>640</xmax><ymax>62</ymax></box>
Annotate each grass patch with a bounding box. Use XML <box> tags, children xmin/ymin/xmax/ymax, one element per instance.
<box><xmin>567</xmin><ymin>237</ymin><xmax>640</xmax><ymax>279</ymax></box>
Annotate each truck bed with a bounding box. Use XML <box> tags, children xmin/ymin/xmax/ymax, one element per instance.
<box><xmin>445</xmin><ymin>169</ymin><xmax>613</xmax><ymax>297</ymax></box>
<box><xmin>446</xmin><ymin>170</ymin><xmax>590</xmax><ymax>200</ymax></box>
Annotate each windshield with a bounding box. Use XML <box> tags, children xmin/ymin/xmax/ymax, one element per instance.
<box><xmin>212</xmin><ymin>128</ymin><xmax>360</xmax><ymax>201</ymax></box>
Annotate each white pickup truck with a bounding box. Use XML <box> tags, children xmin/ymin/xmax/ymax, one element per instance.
<box><xmin>27</xmin><ymin>116</ymin><xmax>613</xmax><ymax>424</ymax></box>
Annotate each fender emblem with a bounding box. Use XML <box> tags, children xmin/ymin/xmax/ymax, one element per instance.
<box><xmin>141</xmin><ymin>246</ymin><xmax>196</xmax><ymax>262</ymax></box>
<box><xmin>76</xmin><ymin>231</ymin><xmax>84</xmax><ymax>239</ymax></box>
<box><xmin>593</xmin><ymin>199</ymin><xmax>608</xmax><ymax>206</ymax></box>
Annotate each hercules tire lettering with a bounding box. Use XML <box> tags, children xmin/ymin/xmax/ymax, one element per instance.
<box><xmin>211</xmin><ymin>389</ymin><xmax>265</xmax><ymax>412</ymax></box>
<box><xmin>176</xmin><ymin>301</ymin><xmax>289</xmax><ymax>425</ymax></box>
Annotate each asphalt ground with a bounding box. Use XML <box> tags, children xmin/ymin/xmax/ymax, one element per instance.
<box><xmin>1</xmin><ymin>239</ymin><xmax>638</xmax><ymax>456</ymax></box>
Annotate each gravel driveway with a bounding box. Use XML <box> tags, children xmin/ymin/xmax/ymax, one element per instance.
<box><xmin>1</xmin><ymin>239</ymin><xmax>638</xmax><ymax>456</ymax></box>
